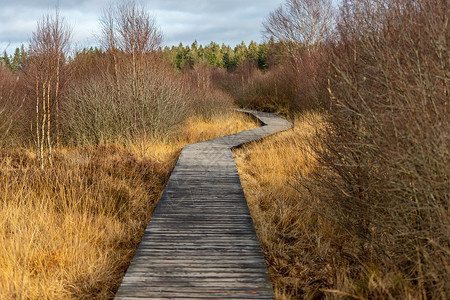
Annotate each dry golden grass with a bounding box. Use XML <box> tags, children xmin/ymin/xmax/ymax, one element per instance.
<box><xmin>234</xmin><ymin>111</ymin><xmax>331</xmax><ymax>299</ymax></box>
<box><xmin>0</xmin><ymin>111</ymin><xmax>258</xmax><ymax>299</ymax></box>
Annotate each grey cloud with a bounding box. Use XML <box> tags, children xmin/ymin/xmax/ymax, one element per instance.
<box><xmin>1</xmin><ymin>0</ymin><xmax>283</xmax><ymax>53</ymax></box>
<box><xmin>147</xmin><ymin>0</ymin><xmax>278</xmax><ymax>13</ymax></box>
<box><xmin>4</xmin><ymin>0</ymin><xmax>107</xmax><ymax>10</ymax></box>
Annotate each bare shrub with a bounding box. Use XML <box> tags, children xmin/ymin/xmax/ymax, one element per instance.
<box><xmin>0</xmin><ymin>66</ymin><xmax>24</xmax><ymax>144</ymax></box>
<box><xmin>181</xmin><ymin>63</ymin><xmax>216</xmax><ymax>90</ymax></box>
<box><xmin>290</xmin><ymin>47</ymin><xmax>330</xmax><ymax>112</ymax></box>
<box><xmin>69</xmin><ymin>48</ymin><xmax>110</xmax><ymax>85</ymax></box>
<box><xmin>262</xmin><ymin>0</ymin><xmax>335</xmax><ymax>113</ymax></box>
<box><xmin>178</xmin><ymin>63</ymin><xmax>238</xmax><ymax>117</ymax></box>
<box><xmin>302</xmin><ymin>0</ymin><xmax>449</xmax><ymax>297</ymax></box>
<box><xmin>188</xmin><ymin>87</ymin><xmax>235</xmax><ymax>119</ymax></box>
<box><xmin>61</xmin><ymin>63</ymin><xmax>189</xmax><ymax>144</ymax></box>
<box><xmin>212</xmin><ymin>63</ymin><xmax>297</xmax><ymax>114</ymax></box>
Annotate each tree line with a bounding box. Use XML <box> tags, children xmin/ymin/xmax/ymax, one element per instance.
<box><xmin>1</xmin><ymin>45</ymin><xmax>28</xmax><ymax>72</ymax></box>
<box><xmin>162</xmin><ymin>41</ymin><xmax>275</xmax><ymax>71</ymax></box>
<box><xmin>1</xmin><ymin>40</ymin><xmax>278</xmax><ymax>74</ymax></box>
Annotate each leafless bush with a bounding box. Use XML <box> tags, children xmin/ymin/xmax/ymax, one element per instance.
<box><xmin>187</xmin><ymin>87</ymin><xmax>235</xmax><ymax>119</ymax></box>
<box><xmin>290</xmin><ymin>47</ymin><xmax>330</xmax><ymax>112</ymax></box>
<box><xmin>0</xmin><ymin>66</ymin><xmax>25</xmax><ymax>144</ymax></box>
<box><xmin>302</xmin><ymin>0</ymin><xmax>449</xmax><ymax>297</ymax></box>
<box><xmin>211</xmin><ymin>63</ymin><xmax>297</xmax><ymax>114</ymax></box>
<box><xmin>62</xmin><ymin>51</ymin><xmax>237</xmax><ymax>145</ymax></box>
<box><xmin>61</xmin><ymin>63</ymin><xmax>189</xmax><ymax>144</ymax></box>
<box><xmin>182</xmin><ymin>64</ymin><xmax>214</xmax><ymax>90</ymax></box>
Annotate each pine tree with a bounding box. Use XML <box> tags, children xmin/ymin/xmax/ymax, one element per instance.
<box><xmin>2</xmin><ymin>51</ymin><xmax>11</xmax><ymax>68</ymax></box>
<box><xmin>11</xmin><ymin>47</ymin><xmax>21</xmax><ymax>71</ymax></box>
<box><xmin>174</xmin><ymin>43</ymin><xmax>186</xmax><ymax>69</ymax></box>
<box><xmin>247</xmin><ymin>41</ymin><xmax>258</xmax><ymax>62</ymax></box>
<box><xmin>257</xmin><ymin>43</ymin><xmax>269</xmax><ymax>70</ymax></box>
<box><xmin>185</xmin><ymin>44</ymin><xmax>198</xmax><ymax>69</ymax></box>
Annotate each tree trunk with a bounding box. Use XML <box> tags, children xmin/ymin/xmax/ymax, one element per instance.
<box><xmin>46</xmin><ymin>79</ymin><xmax>52</xmax><ymax>162</ymax></box>
<box><xmin>40</xmin><ymin>80</ymin><xmax>47</xmax><ymax>169</ymax></box>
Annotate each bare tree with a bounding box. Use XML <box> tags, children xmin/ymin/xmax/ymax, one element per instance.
<box><xmin>263</xmin><ymin>0</ymin><xmax>335</xmax><ymax>52</ymax></box>
<box><xmin>116</xmin><ymin>1</ymin><xmax>162</xmax><ymax>69</ymax></box>
<box><xmin>29</xmin><ymin>10</ymin><xmax>71</xmax><ymax>168</ymax></box>
<box><xmin>100</xmin><ymin>1</ymin><xmax>162</xmax><ymax>89</ymax></box>
<box><xmin>100</xmin><ymin>5</ymin><xmax>121</xmax><ymax>95</ymax></box>
<box><xmin>100</xmin><ymin>1</ymin><xmax>162</xmax><ymax>129</ymax></box>
<box><xmin>263</xmin><ymin>0</ymin><xmax>335</xmax><ymax>111</ymax></box>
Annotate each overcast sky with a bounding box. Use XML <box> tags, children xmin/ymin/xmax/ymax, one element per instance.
<box><xmin>0</xmin><ymin>0</ymin><xmax>288</xmax><ymax>54</ymax></box>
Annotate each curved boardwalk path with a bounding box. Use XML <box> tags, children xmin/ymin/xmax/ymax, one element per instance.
<box><xmin>115</xmin><ymin>110</ymin><xmax>293</xmax><ymax>299</ymax></box>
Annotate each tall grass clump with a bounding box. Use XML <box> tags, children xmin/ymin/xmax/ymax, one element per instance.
<box><xmin>0</xmin><ymin>144</ymin><xmax>170</xmax><ymax>299</ymax></box>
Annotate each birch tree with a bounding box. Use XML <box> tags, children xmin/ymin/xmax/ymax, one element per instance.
<box><xmin>100</xmin><ymin>0</ymin><xmax>162</xmax><ymax>129</ymax></box>
<box><xmin>29</xmin><ymin>10</ymin><xmax>71</xmax><ymax>168</ymax></box>
<box><xmin>263</xmin><ymin>0</ymin><xmax>335</xmax><ymax>53</ymax></box>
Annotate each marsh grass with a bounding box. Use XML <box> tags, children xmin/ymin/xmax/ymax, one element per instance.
<box><xmin>234</xmin><ymin>111</ymin><xmax>329</xmax><ymax>299</ymax></box>
<box><xmin>0</xmin><ymin>112</ymin><xmax>258</xmax><ymax>299</ymax></box>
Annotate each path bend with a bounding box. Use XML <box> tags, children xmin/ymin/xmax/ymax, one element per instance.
<box><xmin>115</xmin><ymin>110</ymin><xmax>293</xmax><ymax>299</ymax></box>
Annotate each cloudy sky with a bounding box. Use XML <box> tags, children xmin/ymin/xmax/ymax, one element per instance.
<box><xmin>0</xmin><ymin>0</ymin><xmax>286</xmax><ymax>54</ymax></box>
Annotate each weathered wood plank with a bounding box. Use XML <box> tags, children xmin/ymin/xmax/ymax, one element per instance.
<box><xmin>115</xmin><ymin>110</ymin><xmax>293</xmax><ymax>299</ymax></box>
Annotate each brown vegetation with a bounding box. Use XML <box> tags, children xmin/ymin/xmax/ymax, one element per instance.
<box><xmin>0</xmin><ymin>65</ymin><xmax>25</xmax><ymax>143</ymax></box>
<box><xmin>314</xmin><ymin>0</ymin><xmax>449</xmax><ymax>297</ymax></box>
<box><xmin>0</xmin><ymin>112</ymin><xmax>257</xmax><ymax>299</ymax></box>
<box><xmin>212</xmin><ymin>63</ymin><xmax>297</xmax><ymax>114</ymax></box>
<box><xmin>263</xmin><ymin>0</ymin><xmax>334</xmax><ymax>52</ymax></box>
<box><xmin>0</xmin><ymin>2</ymin><xmax>257</xmax><ymax>299</ymax></box>
<box><xmin>235</xmin><ymin>0</ymin><xmax>449</xmax><ymax>298</ymax></box>
<box><xmin>1</xmin><ymin>0</ymin><xmax>448</xmax><ymax>298</ymax></box>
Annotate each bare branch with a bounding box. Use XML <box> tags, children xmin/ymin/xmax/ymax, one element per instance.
<box><xmin>263</xmin><ymin>0</ymin><xmax>335</xmax><ymax>50</ymax></box>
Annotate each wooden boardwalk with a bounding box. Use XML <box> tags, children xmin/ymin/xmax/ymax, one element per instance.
<box><xmin>115</xmin><ymin>110</ymin><xmax>293</xmax><ymax>299</ymax></box>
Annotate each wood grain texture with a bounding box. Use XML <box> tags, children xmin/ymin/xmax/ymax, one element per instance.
<box><xmin>115</xmin><ymin>110</ymin><xmax>293</xmax><ymax>299</ymax></box>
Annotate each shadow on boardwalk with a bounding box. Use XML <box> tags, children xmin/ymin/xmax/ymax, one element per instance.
<box><xmin>115</xmin><ymin>110</ymin><xmax>293</xmax><ymax>299</ymax></box>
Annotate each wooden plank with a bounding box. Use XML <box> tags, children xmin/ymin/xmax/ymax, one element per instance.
<box><xmin>115</xmin><ymin>110</ymin><xmax>293</xmax><ymax>299</ymax></box>
<box><xmin>122</xmin><ymin>274</ymin><xmax>271</xmax><ymax>279</ymax></box>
